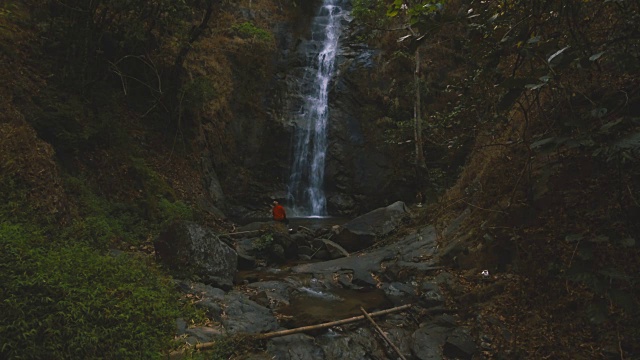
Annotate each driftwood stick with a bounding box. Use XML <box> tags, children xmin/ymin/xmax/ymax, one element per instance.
<box><xmin>169</xmin><ymin>304</ymin><xmax>413</xmax><ymax>356</ymax></box>
<box><xmin>256</xmin><ymin>303</ymin><xmax>412</xmax><ymax>340</ymax></box>
<box><xmin>360</xmin><ymin>306</ymin><xmax>407</xmax><ymax>360</ymax></box>
<box><xmin>219</xmin><ymin>230</ymin><xmax>263</xmax><ymax>236</ymax></box>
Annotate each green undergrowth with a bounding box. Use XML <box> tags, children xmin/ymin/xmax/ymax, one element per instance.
<box><xmin>62</xmin><ymin>161</ymin><xmax>194</xmax><ymax>250</ymax></box>
<box><xmin>0</xmin><ymin>222</ymin><xmax>205</xmax><ymax>359</ymax></box>
<box><xmin>0</xmin><ymin>148</ymin><xmax>201</xmax><ymax>359</ymax></box>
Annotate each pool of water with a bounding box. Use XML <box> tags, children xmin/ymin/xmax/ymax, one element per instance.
<box><xmin>277</xmin><ymin>286</ymin><xmax>392</xmax><ymax>328</ymax></box>
<box><xmin>236</xmin><ymin>216</ymin><xmax>349</xmax><ymax>230</ymax></box>
<box><xmin>233</xmin><ymin>215</ymin><xmax>390</xmax><ymax>328</ymax></box>
<box><xmin>237</xmin><ymin>269</ymin><xmax>392</xmax><ymax>329</ymax></box>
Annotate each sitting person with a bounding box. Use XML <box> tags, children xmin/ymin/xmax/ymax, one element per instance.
<box><xmin>271</xmin><ymin>200</ymin><xmax>289</xmax><ymax>225</ymax></box>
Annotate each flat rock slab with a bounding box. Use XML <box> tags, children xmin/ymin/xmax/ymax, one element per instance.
<box><xmin>292</xmin><ymin>225</ymin><xmax>437</xmax><ymax>285</ymax></box>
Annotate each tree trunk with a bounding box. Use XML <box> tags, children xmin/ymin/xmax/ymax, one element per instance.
<box><xmin>170</xmin><ymin>0</ymin><xmax>216</xmax><ymax>119</ymax></box>
<box><xmin>414</xmin><ymin>47</ymin><xmax>426</xmax><ymax>169</ymax></box>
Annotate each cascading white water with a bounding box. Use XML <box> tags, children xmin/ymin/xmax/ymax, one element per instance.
<box><xmin>288</xmin><ymin>0</ymin><xmax>347</xmax><ymax>217</ymax></box>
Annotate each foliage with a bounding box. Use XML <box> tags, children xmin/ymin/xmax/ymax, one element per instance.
<box><xmin>129</xmin><ymin>157</ymin><xmax>177</xmax><ymax>200</ymax></box>
<box><xmin>253</xmin><ymin>233</ymin><xmax>274</xmax><ymax>252</ymax></box>
<box><xmin>181</xmin><ymin>76</ymin><xmax>217</xmax><ymax>110</ymax></box>
<box><xmin>0</xmin><ymin>222</ymin><xmax>184</xmax><ymax>359</ymax></box>
<box><xmin>28</xmin><ymin>0</ymin><xmax>197</xmax><ymax>85</ymax></box>
<box><xmin>230</xmin><ymin>22</ymin><xmax>273</xmax><ymax>42</ymax></box>
<box><xmin>157</xmin><ymin>197</ymin><xmax>194</xmax><ymax>225</ymax></box>
<box><xmin>351</xmin><ymin>0</ymin><xmax>394</xmax><ymax>37</ymax></box>
<box><xmin>63</xmin><ymin>167</ymin><xmax>195</xmax><ymax>249</ymax></box>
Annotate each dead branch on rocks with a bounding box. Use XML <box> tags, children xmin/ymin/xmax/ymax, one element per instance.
<box><xmin>360</xmin><ymin>306</ymin><xmax>408</xmax><ymax>360</ymax></box>
<box><xmin>254</xmin><ymin>304</ymin><xmax>412</xmax><ymax>340</ymax></box>
<box><xmin>219</xmin><ymin>230</ymin><xmax>263</xmax><ymax>237</ymax></box>
<box><xmin>169</xmin><ymin>304</ymin><xmax>413</xmax><ymax>357</ymax></box>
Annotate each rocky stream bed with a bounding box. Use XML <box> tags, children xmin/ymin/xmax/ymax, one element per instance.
<box><xmin>156</xmin><ymin>202</ymin><xmax>480</xmax><ymax>359</ymax></box>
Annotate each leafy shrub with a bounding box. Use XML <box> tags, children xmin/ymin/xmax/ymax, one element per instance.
<box><xmin>63</xmin><ymin>176</ymin><xmax>145</xmax><ymax>248</ymax></box>
<box><xmin>181</xmin><ymin>77</ymin><xmax>216</xmax><ymax>110</ymax></box>
<box><xmin>157</xmin><ymin>197</ymin><xmax>194</xmax><ymax>225</ymax></box>
<box><xmin>129</xmin><ymin>157</ymin><xmax>176</xmax><ymax>200</ymax></box>
<box><xmin>230</xmin><ymin>22</ymin><xmax>273</xmax><ymax>42</ymax></box>
<box><xmin>253</xmin><ymin>233</ymin><xmax>274</xmax><ymax>252</ymax></box>
<box><xmin>0</xmin><ymin>222</ymin><xmax>183</xmax><ymax>359</ymax></box>
<box><xmin>63</xmin><ymin>172</ymin><xmax>195</xmax><ymax>248</ymax></box>
<box><xmin>61</xmin><ymin>215</ymin><xmax>125</xmax><ymax>251</ymax></box>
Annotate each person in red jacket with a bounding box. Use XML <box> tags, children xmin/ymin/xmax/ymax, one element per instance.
<box><xmin>271</xmin><ymin>200</ymin><xmax>289</xmax><ymax>225</ymax></box>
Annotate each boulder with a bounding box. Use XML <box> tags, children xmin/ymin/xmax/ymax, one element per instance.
<box><xmin>154</xmin><ymin>221</ymin><xmax>237</xmax><ymax>289</ymax></box>
<box><xmin>322</xmin><ymin>239</ymin><xmax>350</xmax><ymax>259</ymax></box>
<box><xmin>443</xmin><ymin>329</ymin><xmax>478</xmax><ymax>360</ymax></box>
<box><xmin>221</xmin><ymin>292</ymin><xmax>280</xmax><ymax>334</ymax></box>
<box><xmin>332</xmin><ymin>201</ymin><xmax>411</xmax><ymax>252</ymax></box>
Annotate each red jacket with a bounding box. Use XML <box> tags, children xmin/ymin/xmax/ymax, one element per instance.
<box><xmin>272</xmin><ymin>204</ymin><xmax>287</xmax><ymax>221</ymax></box>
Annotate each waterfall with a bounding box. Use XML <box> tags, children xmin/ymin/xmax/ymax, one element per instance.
<box><xmin>288</xmin><ymin>0</ymin><xmax>347</xmax><ymax>217</ymax></box>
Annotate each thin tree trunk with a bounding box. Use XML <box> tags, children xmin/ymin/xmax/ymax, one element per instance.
<box><xmin>414</xmin><ymin>47</ymin><xmax>426</xmax><ymax>169</ymax></box>
<box><xmin>170</xmin><ymin>0</ymin><xmax>216</xmax><ymax>119</ymax></box>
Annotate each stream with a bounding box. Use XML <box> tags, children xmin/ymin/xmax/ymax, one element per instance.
<box><xmin>164</xmin><ymin>203</ymin><xmax>479</xmax><ymax>359</ymax></box>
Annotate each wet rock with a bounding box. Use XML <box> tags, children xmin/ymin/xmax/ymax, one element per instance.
<box><xmin>438</xmin><ymin>233</ymin><xmax>472</xmax><ymax>266</ymax></box>
<box><xmin>382</xmin><ymin>282</ymin><xmax>417</xmax><ymax>306</ymax></box>
<box><xmin>386</xmin><ymin>328</ymin><xmax>415</xmax><ymax>359</ymax></box>
<box><xmin>184</xmin><ymin>325</ymin><xmax>225</xmax><ymax>344</ymax></box>
<box><xmin>271</xmin><ymin>243</ymin><xmax>286</xmax><ymax>262</ymax></box>
<box><xmin>310</xmin><ymin>238</ymin><xmax>326</xmax><ymax>249</ymax></box>
<box><xmin>435</xmin><ymin>271</ymin><xmax>464</xmax><ymax>295</ymax></box>
<box><xmin>322</xmin><ymin>239</ymin><xmax>349</xmax><ymax>259</ymax></box>
<box><xmin>433</xmin><ymin>314</ymin><xmax>458</xmax><ymax>328</ymax></box>
<box><xmin>312</xmin><ymin>249</ymin><xmax>331</xmax><ymax>261</ymax></box>
<box><xmin>201</xmin><ymin>153</ymin><xmax>225</xmax><ymax>207</ymax></box>
<box><xmin>176</xmin><ymin>318</ymin><xmax>187</xmax><ymax>335</ymax></box>
<box><xmin>421</xmin><ymin>289</ymin><xmax>445</xmax><ymax>308</ymax></box>
<box><xmin>154</xmin><ymin>222</ymin><xmax>237</xmax><ymax>289</ymax></box>
<box><xmin>293</xmin><ymin>225</ymin><xmax>438</xmax><ymax>287</ymax></box>
<box><xmin>221</xmin><ymin>291</ymin><xmax>280</xmax><ymax>334</ymax></box>
<box><xmin>411</xmin><ymin>323</ymin><xmax>451</xmax><ymax>360</ymax></box>
<box><xmin>267</xmin><ymin>334</ymin><xmax>324</xmax><ymax>360</ymax></box>
<box><xmin>326</xmin><ymin>193</ymin><xmax>356</xmax><ymax>216</ymax></box>
<box><xmin>332</xmin><ymin>201</ymin><xmax>411</xmax><ymax>252</ymax></box>
<box><xmin>291</xmin><ymin>232</ymin><xmax>313</xmax><ymax>245</ymax></box>
<box><xmin>178</xmin><ymin>280</ymin><xmax>226</xmax><ymax>301</ymax></box>
<box><xmin>443</xmin><ymin>329</ymin><xmax>477</xmax><ymax>360</ymax></box>
<box><xmin>420</xmin><ymin>283</ymin><xmax>445</xmax><ymax>308</ymax></box>
<box><xmin>297</xmin><ymin>245</ymin><xmax>314</xmax><ymax>257</ymax></box>
<box><xmin>335</xmin><ymin>271</ymin><xmax>357</xmax><ymax>289</ymax></box>
<box><xmin>195</xmin><ymin>299</ymin><xmax>222</xmax><ymax>320</ymax></box>
<box><xmin>237</xmin><ymin>251</ymin><xmax>257</xmax><ymax>270</ymax></box>
<box><xmin>247</xmin><ymin>280</ymin><xmax>295</xmax><ymax>309</ymax></box>
<box><xmin>319</xmin><ymin>328</ymin><xmax>378</xmax><ymax>359</ymax></box>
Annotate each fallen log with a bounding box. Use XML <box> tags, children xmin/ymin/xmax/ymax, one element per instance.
<box><xmin>219</xmin><ymin>230</ymin><xmax>263</xmax><ymax>236</ymax></box>
<box><xmin>255</xmin><ymin>303</ymin><xmax>412</xmax><ymax>340</ymax></box>
<box><xmin>173</xmin><ymin>303</ymin><xmax>413</xmax><ymax>356</ymax></box>
<box><xmin>360</xmin><ymin>306</ymin><xmax>407</xmax><ymax>360</ymax></box>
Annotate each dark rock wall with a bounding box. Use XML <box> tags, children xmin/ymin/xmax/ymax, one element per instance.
<box><xmin>207</xmin><ymin>0</ymin><xmax>417</xmax><ymax>217</ymax></box>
